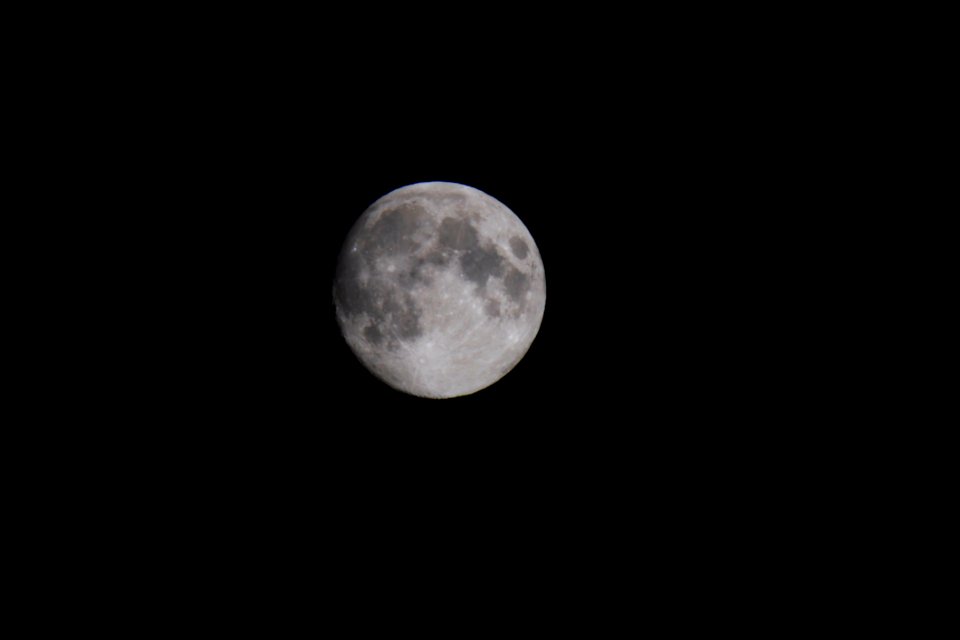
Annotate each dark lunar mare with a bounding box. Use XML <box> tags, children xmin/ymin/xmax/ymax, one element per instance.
<box><xmin>503</xmin><ymin>267</ymin><xmax>529</xmax><ymax>304</ymax></box>
<box><xmin>432</xmin><ymin>216</ymin><xmax>506</xmax><ymax>289</ymax></box>
<box><xmin>366</xmin><ymin>203</ymin><xmax>426</xmax><ymax>255</ymax></box>
<box><xmin>460</xmin><ymin>246</ymin><xmax>504</xmax><ymax>287</ymax></box>
<box><xmin>363</xmin><ymin>324</ymin><xmax>384</xmax><ymax>345</ymax></box>
<box><xmin>436</xmin><ymin>217</ymin><xmax>479</xmax><ymax>251</ymax></box>
<box><xmin>334</xmin><ymin>203</ymin><xmax>428</xmax><ymax>349</ymax></box>
<box><xmin>509</xmin><ymin>237</ymin><xmax>529</xmax><ymax>259</ymax></box>
<box><xmin>333</xmin><ymin>249</ymin><xmax>372</xmax><ymax>318</ymax></box>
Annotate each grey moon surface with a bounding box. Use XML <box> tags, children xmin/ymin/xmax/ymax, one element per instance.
<box><xmin>333</xmin><ymin>182</ymin><xmax>546</xmax><ymax>398</ymax></box>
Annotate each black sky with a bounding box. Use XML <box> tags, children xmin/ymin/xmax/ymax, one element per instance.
<box><xmin>144</xmin><ymin>41</ymin><xmax>815</xmax><ymax>443</ymax></box>
<box><xmin>38</xmin><ymin>11</ymin><xmax>860</xmax><ymax>616</ymax></box>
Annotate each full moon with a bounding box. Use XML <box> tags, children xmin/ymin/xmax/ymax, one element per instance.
<box><xmin>333</xmin><ymin>182</ymin><xmax>546</xmax><ymax>398</ymax></box>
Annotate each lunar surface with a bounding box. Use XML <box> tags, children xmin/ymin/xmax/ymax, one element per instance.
<box><xmin>333</xmin><ymin>182</ymin><xmax>546</xmax><ymax>398</ymax></box>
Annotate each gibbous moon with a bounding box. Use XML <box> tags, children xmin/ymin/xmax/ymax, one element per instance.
<box><xmin>333</xmin><ymin>182</ymin><xmax>546</xmax><ymax>398</ymax></box>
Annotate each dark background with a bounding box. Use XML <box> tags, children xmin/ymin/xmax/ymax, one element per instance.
<box><xmin>37</xmin><ymin>11</ymin><xmax>865</xmax><ymax>616</ymax></box>
<box><xmin>50</xmin><ymin>7</ymin><xmax>834</xmax><ymax>436</ymax></box>
<box><xmin>97</xmin><ymin>97</ymin><xmax>819</xmax><ymax>611</ymax></box>
<box><xmin>135</xmin><ymin>60</ymin><xmax>818</xmax><ymax>530</ymax></box>
<box><xmin>207</xmin><ymin>81</ymin><xmax>808</xmax><ymax>432</ymax></box>
<box><xmin>80</xmin><ymin>16</ymin><xmax>826</xmax><ymax>500</ymax></box>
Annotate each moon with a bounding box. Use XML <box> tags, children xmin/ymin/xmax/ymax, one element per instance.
<box><xmin>333</xmin><ymin>182</ymin><xmax>546</xmax><ymax>398</ymax></box>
